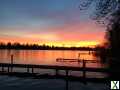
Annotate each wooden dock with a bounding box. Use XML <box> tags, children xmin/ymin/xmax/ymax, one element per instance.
<box><xmin>56</xmin><ymin>58</ymin><xmax>100</xmax><ymax>63</ymax></box>
<box><xmin>0</xmin><ymin>62</ymin><xmax>110</xmax><ymax>83</ymax></box>
<box><xmin>0</xmin><ymin>55</ymin><xmax>110</xmax><ymax>83</ymax></box>
<box><xmin>0</xmin><ymin>63</ymin><xmax>109</xmax><ymax>72</ymax></box>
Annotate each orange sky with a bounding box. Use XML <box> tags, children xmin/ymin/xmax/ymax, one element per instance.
<box><xmin>0</xmin><ymin>21</ymin><xmax>105</xmax><ymax>47</ymax></box>
<box><xmin>0</xmin><ymin>0</ymin><xmax>106</xmax><ymax>48</ymax></box>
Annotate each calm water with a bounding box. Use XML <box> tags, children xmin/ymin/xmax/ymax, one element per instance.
<box><xmin>0</xmin><ymin>50</ymin><xmax>108</xmax><ymax>78</ymax></box>
<box><xmin>0</xmin><ymin>50</ymin><xmax>105</xmax><ymax>68</ymax></box>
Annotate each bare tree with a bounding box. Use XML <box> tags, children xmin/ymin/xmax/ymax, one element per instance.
<box><xmin>79</xmin><ymin>0</ymin><xmax>120</xmax><ymax>78</ymax></box>
<box><xmin>80</xmin><ymin>0</ymin><xmax>119</xmax><ymax>23</ymax></box>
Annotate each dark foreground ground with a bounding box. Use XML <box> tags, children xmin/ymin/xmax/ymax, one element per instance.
<box><xmin>0</xmin><ymin>75</ymin><xmax>109</xmax><ymax>90</ymax></box>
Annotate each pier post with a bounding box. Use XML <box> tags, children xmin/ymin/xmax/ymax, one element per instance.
<box><xmin>32</xmin><ymin>68</ymin><xmax>34</xmax><ymax>73</ymax></box>
<box><xmin>83</xmin><ymin>59</ymin><xmax>86</xmax><ymax>78</ymax></box>
<box><xmin>65</xmin><ymin>79</ymin><xmax>69</xmax><ymax>90</ymax></box>
<box><xmin>27</xmin><ymin>67</ymin><xmax>29</xmax><ymax>73</ymax></box>
<box><xmin>65</xmin><ymin>70</ymin><xmax>69</xmax><ymax>90</ymax></box>
<box><xmin>66</xmin><ymin>70</ymin><xmax>69</xmax><ymax>77</ymax></box>
<box><xmin>8</xmin><ymin>67</ymin><xmax>10</xmax><ymax>73</ymax></box>
<box><xmin>11</xmin><ymin>54</ymin><xmax>14</xmax><ymax>72</ymax></box>
<box><xmin>27</xmin><ymin>66</ymin><xmax>29</xmax><ymax>73</ymax></box>
<box><xmin>83</xmin><ymin>59</ymin><xmax>87</xmax><ymax>84</ymax></box>
<box><xmin>2</xmin><ymin>66</ymin><xmax>4</xmax><ymax>72</ymax></box>
<box><xmin>89</xmin><ymin>50</ymin><xmax>90</xmax><ymax>55</ymax></box>
<box><xmin>55</xmin><ymin>69</ymin><xmax>59</xmax><ymax>76</ymax></box>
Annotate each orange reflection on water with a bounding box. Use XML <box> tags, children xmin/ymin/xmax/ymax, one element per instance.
<box><xmin>0</xmin><ymin>50</ymin><xmax>104</xmax><ymax>68</ymax></box>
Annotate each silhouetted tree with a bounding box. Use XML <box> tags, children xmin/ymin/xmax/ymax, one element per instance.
<box><xmin>79</xmin><ymin>0</ymin><xmax>120</xmax><ymax>79</ymax></box>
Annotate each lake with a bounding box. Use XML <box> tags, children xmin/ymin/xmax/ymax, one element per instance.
<box><xmin>0</xmin><ymin>50</ymin><xmax>108</xmax><ymax>78</ymax></box>
<box><xmin>0</xmin><ymin>50</ymin><xmax>105</xmax><ymax>68</ymax></box>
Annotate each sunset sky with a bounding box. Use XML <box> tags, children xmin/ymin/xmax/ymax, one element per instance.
<box><xmin>0</xmin><ymin>0</ymin><xmax>106</xmax><ymax>47</ymax></box>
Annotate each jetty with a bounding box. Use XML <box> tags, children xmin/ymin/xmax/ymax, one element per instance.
<box><xmin>0</xmin><ymin>61</ymin><xmax>110</xmax><ymax>83</ymax></box>
<box><xmin>0</xmin><ymin>54</ymin><xmax>113</xmax><ymax>85</ymax></box>
<box><xmin>0</xmin><ymin>55</ymin><xmax>111</xmax><ymax>83</ymax></box>
<box><xmin>56</xmin><ymin>58</ymin><xmax>100</xmax><ymax>63</ymax></box>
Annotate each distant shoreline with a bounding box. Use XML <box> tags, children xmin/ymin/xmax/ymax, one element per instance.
<box><xmin>0</xmin><ymin>42</ymin><xmax>96</xmax><ymax>51</ymax></box>
<box><xmin>0</xmin><ymin>48</ymin><xmax>95</xmax><ymax>51</ymax></box>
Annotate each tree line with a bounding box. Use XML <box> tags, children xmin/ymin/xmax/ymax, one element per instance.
<box><xmin>0</xmin><ymin>42</ymin><xmax>94</xmax><ymax>50</ymax></box>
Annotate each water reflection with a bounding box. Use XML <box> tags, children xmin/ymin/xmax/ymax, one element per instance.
<box><xmin>0</xmin><ymin>50</ymin><xmax>105</xmax><ymax>68</ymax></box>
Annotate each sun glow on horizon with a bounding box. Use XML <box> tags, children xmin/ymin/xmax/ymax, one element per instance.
<box><xmin>37</xmin><ymin>41</ymin><xmax>100</xmax><ymax>47</ymax></box>
<box><xmin>0</xmin><ymin>40</ymin><xmax>100</xmax><ymax>48</ymax></box>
